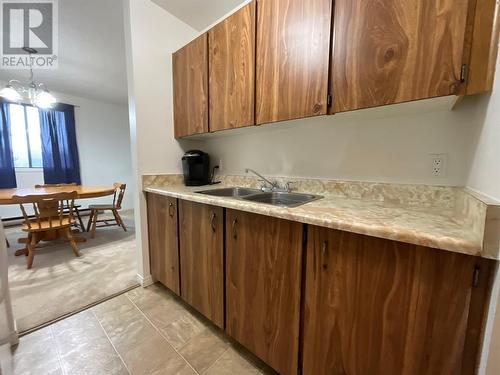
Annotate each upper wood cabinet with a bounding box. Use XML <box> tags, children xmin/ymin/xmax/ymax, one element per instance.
<box><xmin>179</xmin><ymin>200</ymin><xmax>224</xmax><ymax>328</ymax></box>
<box><xmin>172</xmin><ymin>0</ymin><xmax>499</xmax><ymax>135</ymax></box>
<box><xmin>302</xmin><ymin>226</ymin><xmax>485</xmax><ymax>375</ymax></box>
<box><xmin>255</xmin><ymin>0</ymin><xmax>332</xmax><ymax>125</ymax></box>
<box><xmin>173</xmin><ymin>34</ymin><xmax>208</xmax><ymax>138</ymax></box>
<box><xmin>331</xmin><ymin>0</ymin><xmax>471</xmax><ymax>113</ymax></box>
<box><xmin>209</xmin><ymin>2</ymin><xmax>255</xmax><ymax>132</ymax></box>
<box><xmin>146</xmin><ymin>193</ymin><xmax>180</xmax><ymax>295</ymax></box>
<box><xmin>226</xmin><ymin>210</ymin><xmax>303</xmax><ymax>375</ymax></box>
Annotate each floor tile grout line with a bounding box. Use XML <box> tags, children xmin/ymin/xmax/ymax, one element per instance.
<box><xmin>48</xmin><ymin>325</ymin><xmax>67</xmax><ymax>375</ymax></box>
<box><xmin>174</xmin><ymin>327</ymin><xmax>218</xmax><ymax>355</ymax></box>
<box><xmin>125</xmin><ymin>292</ymin><xmax>201</xmax><ymax>375</ymax></box>
<box><xmin>91</xmin><ymin>309</ymin><xmax>132</xmax><ymax>375</ymax></box>
<box><xmin>199</xmin><ymin>346</ymin><xmax>231</xmax><ymax>374</ymax></box>
<box><xmin>125</xmin><ymin>293</ymin><xmax>201</xmax><ymax>374</ymax></box>
<box><xmin>93</xmin><ymin>296</ymin><xmax>155</xmax><ymax>353</ymax></box>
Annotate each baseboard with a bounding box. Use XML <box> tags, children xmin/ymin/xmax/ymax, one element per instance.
<box><xmin>136</xmin><ymin>273</ymin><xmax>154</xmax><ymax>287</ymax></box>
<box><xmin>0</xmin><ymin>329</ymin><xmax>19</xmax><ymax>347</ymax></box>
<box><xmin>9</xmin><ymin>330</ymin><xmax>19</xmax><ymax>346</ymax></box>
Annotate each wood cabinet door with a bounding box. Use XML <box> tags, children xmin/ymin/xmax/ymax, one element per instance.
<box><xmin>179</xmin><ymin>200</ymin><xmax>224</xmax><ymax>328</ymax></box>
<box><xmin>173</xmin><ymin>34</ymin><xmax>209</xmax><ymax>138</ymax></box>
<box><xmin>332</xmin><ymin>0</ymin><xmax>470</xmax><ymax>113</ymax></box>
<box><xmin>226</xmin><ymin>210</ymin><xmax>303</xmax><ymax>375</ymax></box>
<box><xmin>209</xmin><ymin>2</ymin><xmax>255</xmax><ymax>132</ymax></box>
<box><xmin>255</xmin><ymin>0</ymin><xmax>332</xmax><ymax>125</ymax></box>
<box><xmin>146</xmin><ymin>194</ymin><xmax>180</xmax><ymax>295</ymax></box>
<box><xmin>303</xmin><ymin>226</ymin><xmax>479</xmax><ymax>375</ymax></box>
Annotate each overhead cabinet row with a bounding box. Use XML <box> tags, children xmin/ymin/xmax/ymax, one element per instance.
<box><xmin>173</xmin><ymin>0</ymin><xmax>500</xmax><ymax>138</ymax></box>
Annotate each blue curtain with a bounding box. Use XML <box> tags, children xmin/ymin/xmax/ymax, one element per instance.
<box><xmin>39</xmin><ymin>103</ymin><xmax>81</xmax><ymax>185</ymax></box>
<box><xmin>0</xmin><ymin>100</ymin><xmax>16</xmax><ymax>188</ymax></box>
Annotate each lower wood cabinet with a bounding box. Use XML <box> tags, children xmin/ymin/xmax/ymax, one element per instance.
<box><xmin>147</xmin><ymin>195</ymin><xmax>493</xmax><ymax>375</ymax></box>
<box><xmin>225</xmin><ymin>209</ymin><xmax>304</xmax><ymax>375</ymax></box>
<box><xmin>302</xmin><ymin>226</ymin><xmax>491</xmax><ymax>375</ymax></box>
<box><xmin>146</xmin><ymin>193</ymin><xmax>180</xmax><ymax>295</ymax></box>
<box><xmin>179</xmin><ymin>200</ymin><xmax>224</xmax><ymax>328</ymax></box>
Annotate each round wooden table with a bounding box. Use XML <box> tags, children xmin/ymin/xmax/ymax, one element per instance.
<box><xmin>0</xmin><ymin>185</ymin><xmax>116</xmax><ymax>256</ymax></box>
<box><xmin>0</xmin><ymin>185</ymin><xmax>116</xmax><ymax>205</ymax></box>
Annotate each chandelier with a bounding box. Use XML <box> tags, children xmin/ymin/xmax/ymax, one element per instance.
<box><xmin>0</xmin><ymin>47</ymin><xmax>57</xmax><ymax>108</ymax></box>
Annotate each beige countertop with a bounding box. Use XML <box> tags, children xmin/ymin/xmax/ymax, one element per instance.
<box><xmin>143</xmin><ymin>174</ymin><xmax>500</xmax><ymax>259</ymax></box>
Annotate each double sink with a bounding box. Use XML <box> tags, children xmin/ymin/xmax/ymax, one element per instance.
<box><xmin>196</xmin><ymin>187</ymin><xmax>322</xmax><ymax>208</ymax></box>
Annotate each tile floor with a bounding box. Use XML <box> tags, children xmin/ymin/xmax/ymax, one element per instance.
<box><xmin>1</xmin><ymin>283</ymin><xmax>276</xmax><ymax>375</ymax></box>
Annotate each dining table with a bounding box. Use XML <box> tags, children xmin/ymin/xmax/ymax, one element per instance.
<box><xmin>0</xmin><ymin>185</ymin><xmax>116</xmax><ymax>256</ymax></box>
<box><xmin>0</xmin><ymin>185</ymin><xmax>116</xmax><ymax>205</ymax></box>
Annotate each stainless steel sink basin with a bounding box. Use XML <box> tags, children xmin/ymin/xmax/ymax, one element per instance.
<box><xmin>196</xmin><ymin>187</ymin><xmax>261</xmax><ymax>198</ymax></box>
<box><xmin>196</xmin><ymin>187</ymin><xmax>323</xmax><ymax>208</ymax></box>
<box><xmin>241</xmin><ymin>191</ymin><xmax>322</xmax><ymax>208</ymax></box>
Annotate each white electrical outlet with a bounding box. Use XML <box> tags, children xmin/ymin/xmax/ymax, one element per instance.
<box><xmin>430</xmin><ymin>153</ymin><xmax>448</xmax><ymax>177</ymax></box>
<box><xmin>218</xmin><ymin>158</ymin><xmax>223</xmax><ymax>172</ymax></box>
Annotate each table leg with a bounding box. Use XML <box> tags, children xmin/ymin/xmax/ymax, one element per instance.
<box><xmin>71</xmin><ymin>229</ymin><xmax>86</xmax><ymax>243</ymax></box>
<box><xmin>14</xmin><ymin>228</ymin><xmax>86</xmax><ymax>255</ymax></box>
<box><xmin>73</xmin><ymin>236</ymin><xmax>86</xmax><ymax>243</ymax></box>
<box><xmin>15</xmin><ymin>237</ymin><xmax>29</xmax><ymax>256</ymax></box>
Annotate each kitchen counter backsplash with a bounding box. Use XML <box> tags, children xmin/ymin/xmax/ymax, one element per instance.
<box><xmin>144</xmin><ymin>173</ymin><xmax>476</xmax><ymax>209</ymax></box>
<box><xmin>142</xmin><ymin>173</ymin><xmax>499</xmax><ymax>259</ymax></box>
<box><xmin>142</xmin><ymin>174</ymin><xmax>184</xmax><ymax>188</ymax></box>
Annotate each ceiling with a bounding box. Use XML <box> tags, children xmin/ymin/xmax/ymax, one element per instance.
<box><xmin>152</xmin><ymin>0</ymin><xmax>246</xmax><ymax>31</ymax></box>
<box><xmin>0</xmin><ymin>0</ymin><xmax>128</xmax><ymax>105</ymax></box>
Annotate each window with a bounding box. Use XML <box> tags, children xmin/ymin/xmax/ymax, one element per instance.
<box><xmin>9</xmin><ymin>104</ymin><xmax>43</xmax><ymax>168</ymax></box>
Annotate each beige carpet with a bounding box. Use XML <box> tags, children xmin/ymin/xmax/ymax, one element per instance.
<box><xmin>4</xmin><ymin>211</ymin><xmax>138</xmax><ymax>333</ymax></box>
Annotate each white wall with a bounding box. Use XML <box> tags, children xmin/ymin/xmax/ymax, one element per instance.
<box><xmin>70</xmin><ymin>94</ymin><xmax>132</xmax><ymax>211</ymax></box>
<box><xmin>0</xmin><ymin>169</ymin><xmax>44</xmax><ymax>219</ymax></box>
<box><xmin>124</xmin><ymin>0</ymin><xmax>198</xmax><ymax>284</ymax></box>
<box><xmin>466</xmin><ymin>80</ymin><xmax>500</xmax><ymax>200</ymax></box>
<box><xmin>198</xmin><ymin>96</ymin><xmax>477</xmax><ymax>186</ymax></box>
<box><xmin>0</xmin><ymin>91</ymin><xmax>132</xmax><ymax>220</ymax></box>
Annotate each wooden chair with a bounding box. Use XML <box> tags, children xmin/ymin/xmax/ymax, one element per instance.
<box><xmin>13</xmin><ymin>192</ymin><xmax>80</xmax><ymax>269</ymax></box>
<box><xmin>87</xmin><ymin>183</ymin><xmax>127</xmax><ymax>238</ymax></box>
<box><xmin>35</xmin><ymin>183</ymin><xmax>86</xmax><ymax>231</ymax></box>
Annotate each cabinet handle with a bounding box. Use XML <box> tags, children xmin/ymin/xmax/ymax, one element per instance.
<box><xmin>168</xmin><ymin>202</ymin><xmax>175</xmax><ymax>217</ymax></box>
<box><xmin>211</xmin><ymin>212</ymin><xmax>216</xmax><ymax>233</ymax></box>
<box><xmin>232</xmin><ymin>218</ymin><xmax>238</xmax><ymax>239</ymax></box>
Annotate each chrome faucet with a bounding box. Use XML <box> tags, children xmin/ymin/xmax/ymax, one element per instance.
<box><xmin>245</xmin><ymin>168</ymin><xmax>277</xmax><ymax>191</ymax></box>
<box><xmin>245</xmin><ymin>168</ymin><xmax>291</xmax><ymax>192</ymax></box>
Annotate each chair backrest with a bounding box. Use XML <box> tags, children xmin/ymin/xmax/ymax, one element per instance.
<box><xmin>13</xmin><ymin>192</ymin><xmax>77</xmax><ymax>230</ymax></box>
<box><xmin>35</xmin><ymin>183</ymin><xmax>77</xmax><ymax>188</ymax></box>
<box><xmin>112</xmin><ymin>182</ymin><xmax>126</xmax><ymax>210</ymax></box>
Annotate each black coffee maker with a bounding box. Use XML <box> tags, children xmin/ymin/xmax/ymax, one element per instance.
<box><xmin>182</xmin><ymin>150</ymin><xmax>210</xmax><ymax>186</ymax></box>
